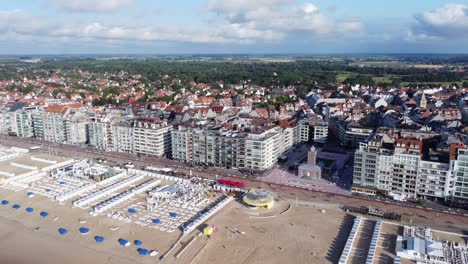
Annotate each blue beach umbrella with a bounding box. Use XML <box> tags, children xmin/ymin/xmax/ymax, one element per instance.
<box><xmin>39</xmin><ymin>211</ymin><xmax>49</xmax><ymax>218</ymax></box>
<box><xmin>134</xmin><ymin>240</ymin><xmax>142</xmax><ymax>246</ymax></box>
<box><xmin>12</xmin><ymin>204</ymin><xmax>21</xmax><ymax>209</ymax></box>
<box><xmin>118</xmin><ymin>238</ymin><xmax>130</xmax><ymax>246</ymax></box>
<box><xmin>1</xmin><ymin>200</ymin><xmax>9</xmax><ymax>205</ymax></box>
<box><xmin>127</xmin><ymin>208</ymin><xmax>137</xmax><ymax>214</ymax></box>
<box><xmin>79</xmin><ymin>227</ymin><xmax>90</xmax><ymax>235</ymax></box>
<box><xmin>26</xmin><ymin>207</ymin><xmax>34</xmax><ymax>213</ymax></box>
<box><xmin>137</xmin><ymin>248</ymin><xmax>149</xmax><ymax>255</ymax></box>
<box><xmin>58</xmin><ymin>228</ymin><xmax>68</xmax><ymax>235</ymax></box>
<box><xmin>94</xmin><ymin>236</ymin><xmax>105</xmax><ymax>243</ymax></box>
<box><xmin>152</xmin><ymin>219</ymin><xmax>160</xmax><ymax>224</ymax></box>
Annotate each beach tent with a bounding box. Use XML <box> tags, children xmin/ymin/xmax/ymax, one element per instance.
<box><xmin>169</xmin><ymin>212</ymin><xmax>177</xmax><ymax>218</ymax></box>
<box><xmin>79</xmin><ymin>227</ymin><xmax>90</xmax><ymax>235</ymax></box>
<box><xmin>26</xmin><ymin>207</ymin><xmax>34</xmax><ymax>213</ymax></box>
<box><xmin>12</xmin><ymin>204</ymin><xmax>21</xmax><ymax>209</ymax></box>
<box><xmin>58</xmin><ymin>228</ymin><xmax>68</xmax><ymax>235</ymax></box>
<box><xmin>128</xmin><ymin>208</ymin><xmax>137</xmax><ymax>214</ymax></box>
<box><xmin>152</xmin><ymin>219</ymin><xmax>161</xmax><ymax>224</ymax></box>
<box><xmin>149</xmin><ymin>250</ymin><xmax>159</xmax><ymax>257</ymax></box>
<box><xmin>59</xmin><ymin>181</ymin><xmax>66</xmax><ymax>185</ymax></box>
<box><xmin>40</xmin><ymin>212</ymin><xmax>49</xmax><ymax>218</ymax></box>
<box><xmin>118</xmin><ymin>238</ymin><xmax>130</xmax><ymax>247</ymax></box>
<box><xmin>203</xmin><ymin>226</ymin><xmax>214</xmax><ymax>236</ymax></box>
<box><xmin>27</xmin><ymin>192</ymin><xmax>34</xmax><ymax>198</ymax></box>
<box><xmin>137</xmin><ymin>248</ymin><xmax>149</xmax><ymax>255</ymax></box>
<box><xmin>45</xmin><ymin>189</ymin><xmax>51</xmax><ymax>192</ymax></box>
<box><xmin>1</xmin><ymin>200</ymin><xmax>9</xmax><ymax>205</ymax></box>
<box><xmin>134</xmin><ymin>240</ymin><xmax>142</xmax><ymax>246</ymax></box>
<box><xmin>94</xmin><ymin>236</ymin><xmax>105</xmax><ymax>243</ymax></box>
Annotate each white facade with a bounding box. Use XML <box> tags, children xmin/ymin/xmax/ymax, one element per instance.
<box><xmin>172</xmin><ymin>126</ymin><xmax>284</xmax><ymax>172</ymax></box>
<box><xmin>452</xmin><ymin>149</ymin><xmax>468</xmax><ymax>201</ymax></box>
<box><xmin>133</xmin><ymin>119</ymin><xmax>172</xmax><ymax>157</ymax></box>
<box><xmin>111</xmin><ymin>122</ymin><xmax>134</xmax><ymax>153</ymax></box>
<box><xmin>353</xmin><ymin>134</ymin><xmax>467</xmax><ymax>202</ymax></box>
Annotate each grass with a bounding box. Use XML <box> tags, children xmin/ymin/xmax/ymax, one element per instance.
<box><xmin>372</xmin><ymin>75</ymin><xmax>394</xmax><ymax>84</ymax></box>
<box><xmin>400</xmin><ymin>81</ymin><xmax>467</xmax><ymax>87</ymax></box>
<box><xmin>336</xmin><ymin>71</ymin><xmax>467</xmax><ymax>87</ymax></box>
<box><xmin>336</xmin><ymin>72</ymin><xmax>395</xmax><ymax>84</ymax></box>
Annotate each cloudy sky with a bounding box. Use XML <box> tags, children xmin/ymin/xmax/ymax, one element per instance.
<box><xmin>1</xmin><ymin>0</ymin><xmax>468</xmax><ymax>54</ymax></box>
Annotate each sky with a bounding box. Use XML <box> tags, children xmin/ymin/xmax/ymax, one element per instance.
<box><xmin>1</xmin><ymin>0</ymin><xmax>468</xmax><ymax>54</ymax></box>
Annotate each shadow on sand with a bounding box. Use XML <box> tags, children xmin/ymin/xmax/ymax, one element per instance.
<box><xmin>326</xmin><ymin>214</ymin><xmax>354</xmax><ymax>263</ymax></box>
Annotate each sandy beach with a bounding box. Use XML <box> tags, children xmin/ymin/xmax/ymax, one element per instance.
<box><xmin>0</xmin><ymin>188</ymin><xmax>180</xmax><ymax>264</ymax></box>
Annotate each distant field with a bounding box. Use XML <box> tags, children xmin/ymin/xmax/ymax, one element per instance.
<box><xmin>372</xmin><ymin>75</ymin><xmax>394</xmax><ymax>84</ymax></box>
<box><xmin>400</xmin><ymin>81</ymin><xmax>467</xmax><ymax>87</ymax></box>
<box><xmin>352</xmin><ymin>61</ymin><xmax>447</xmax><ymax>68</ymax></box>
<box><xmin>411</xmin><ymin>64</ymin><xmax>446</xmax><ymax>69</ymax></box>
<box><xmin>336</xmin><ymin>72</ymin><xmax>395</xmax><ymax>84</ymax></box>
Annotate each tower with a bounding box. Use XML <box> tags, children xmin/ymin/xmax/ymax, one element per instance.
<box><xmin>420</xmin><ymin>93</ymin><xmax>427</xmax><ymax>109</ymax></box>
<box><xmin>308</xmin><ymin>146</ymin><xmax>317</xmax><ymax>165</ymax></box>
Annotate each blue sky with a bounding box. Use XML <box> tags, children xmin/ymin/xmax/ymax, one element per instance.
<box><xmin>1</xmin><ymin>0</ymin><xmax>468</xmax><ymax>54</ymax></box>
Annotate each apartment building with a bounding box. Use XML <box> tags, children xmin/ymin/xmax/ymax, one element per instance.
<box><xmin>110</xmin><ymin>118</ymin><xmax>172</xmax><ymax>158</ymax></box>
<box><xmin>133</xmin><ymin>117</ymin><xmax>172</xmax><ymax>158</ymax></box>
<box><xmin>451</xmin><ymin>147</ymin><xmax>468</xmax><ymax>206</ymax></box>
<box><xmin>330</xmin><ymin>117</ymin><xmax>373</xmax><ymax>147</ymax></box>
<box><xmin>0</xmin><ymin>103</ymin><xmax>37</xmax><ymax>138</ymax></box>
<box><xmin>88</xmin><ymin>117</ymin><xmax>112</xmax><ymax>150</ymax></box>
<box><xmin>88</xmin><ymin>111</ymin><xmax>125</xmax><ymax>150</ymax></box>
<box><xmin>13</xmin><ymin>106</ymin><xmax>37</xmax><ymax>138</ymax></box>
<box><xmin>352</xmin><ymin>128</ymin><xmax>468</xmax><ymax>203</ymax></box>
<box><xmin>172</xmin><ymin>126</ymin><xmax>284</xmax><ymax>172</ymax></box>
<box><xmin>39</xmin><ymin>105</ymin><xmax>68</xmax><ymax>143</ymax></box>
<box><xmin>245</xmin><ymin>127</ymin><xmax>282</xmax><ymax>172</ymax></box>
<box><xmin>111</xmin><ymin>121</ymin><xmax>134</xmax><ymax>154</ymax></box>
<box><xmin>64</xmin><ymin>111</ymin><xmax>89</xmax><ymax>145</ymax></box>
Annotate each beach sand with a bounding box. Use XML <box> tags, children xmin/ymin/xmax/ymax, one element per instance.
<box><xmin>184</xmin><ymin>202</ymin><xmax>353</xmax><ymax>264</ymax></box>
<box><xmin>0</xmin><ymin>188</ymin><xmax>180</xmax><ymax>264</ymax></box>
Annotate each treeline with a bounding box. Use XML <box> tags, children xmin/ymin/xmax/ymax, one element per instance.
<box><xmin>37</xmin><ymin>59</ymin><xmax>338</xmax><ymax>87</ymax></box>
<box><xmin>1</xmin><ymin>59</ymin><xmax>465</xmax><ymax>90</ymax></box>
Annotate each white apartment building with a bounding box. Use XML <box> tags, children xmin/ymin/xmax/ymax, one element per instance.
<box><xmin>353</xmin><ymin>129</ymin><xmax>467</xmax><ymax>203</ymax></box>
<box><xmin>172</xmin><ymin>126</ymin><xmax>284</xmax><ymax>172</ymax></box>
<box><xmin>110</xmin><ymin>118</ymin><xmax>172</xmax><ymax>158</ymax></box>
<box><xmin>41</xmin><ymin>107</ymin><xmax>68</xmax><ymax>143</ymax></box>
<box><xmin>245</xmin><ymin>127</ymin><xmax>282</xmax><ymax>172</ymax></box>
<box><xmin>111</xmin><ymin>121</ymin><xmax>134</xmax><ymax>154</ymax></box>
<box><xmin>133</xmin><ymin>117</ymin><xmax>172</xmax><ymax>158</ymax></box>
<box><xmin>0</xmin><ymin>104</ymin><xmax>37</xmax><ymax>138</ymax></box>
<box><xmin>13</xmin><ymin>107</ymin><xmax>37</xmax><ymax>138</ymax></box>
<box><xmin>88</xmin><ymin>117</ymin><xmax>112</xmax><ymax>150</ymax></box>
<box><xmin>452</xmin><ymin>148</ymin><xmax>468</xmax><ymax>204</ymax></box>
<box><xmin>64</xmin><ymin>111</ymin><xmax>89</xmax><ymax>145</ymax></box>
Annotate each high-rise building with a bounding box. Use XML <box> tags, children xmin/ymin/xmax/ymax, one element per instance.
<box><xmin>133</xmin><ymin>117</ymin><xmax>172</xmax><ymax>158</ymax></box>
<box><xmin>172</xmin><ymin>126</ymin><xmax>284</xmax><ymax>172</ymax></box>
<box><xmin>352</xmin><ymin>128</ymin><xmax>467</xmax><ymax>203</ymax></box>
<box><xmin>451</xmin><ymin>146</ymin><xmax>468</xmax><ymax>205</ymax></box>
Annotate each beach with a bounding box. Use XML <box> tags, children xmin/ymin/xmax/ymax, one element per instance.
<box><xmin>0</xmin><ymin>188</ymin><xmax>180</xmax><ymax>264</ymax></box>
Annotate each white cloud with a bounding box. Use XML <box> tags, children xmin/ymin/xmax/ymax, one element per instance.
<box><xmin>0</xmin><ymin>12</ymin><xmax>232</xmax><ymax>45</ymax></box>
<box><xmin>0</xmin><ymin>1</ymin><xmax>365</xmax><ymax>50</ymax></box>
<box><xmin>50</xmin><ymin>0</ymin><xmax>137</xmax><ymax>12</ymax></box>
<box><xmin>206</xmin><ymin>0</ymin><xmax>363</xmax><ymax>41</ymax></box>
<box><xmin>410</xmin><ymin>4</ymin><xmax>468</xmax><ymax>40</ymax></box>
<box><xmin>302</xmin><ymin>3</ymin><xmax>318</xmax><ymax>14</ymax></box>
